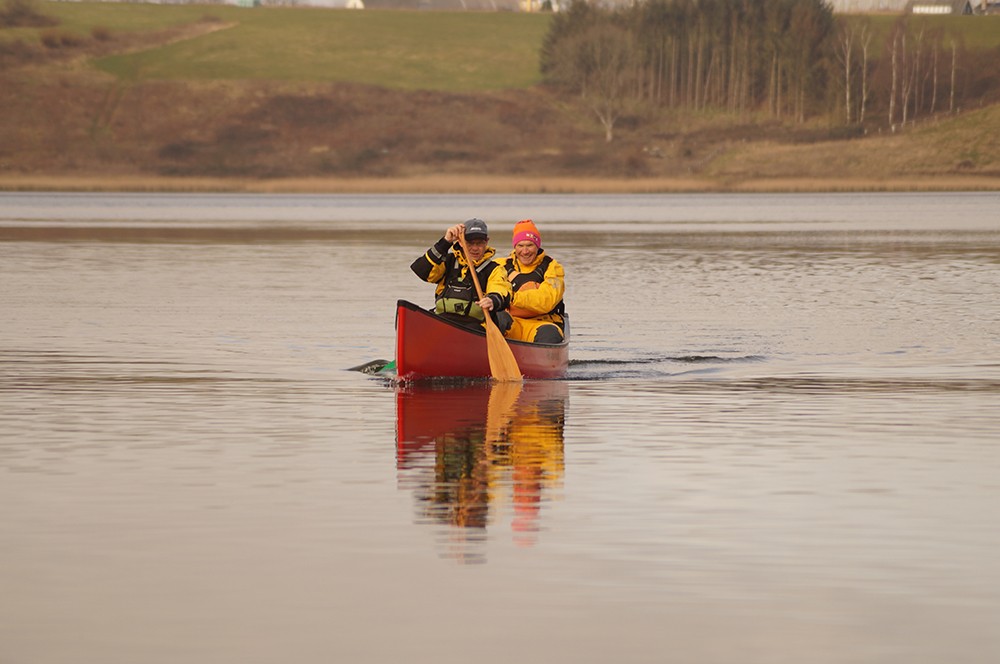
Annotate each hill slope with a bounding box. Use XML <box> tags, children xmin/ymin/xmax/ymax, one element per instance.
<box><xmin>0</xmin><ymin>3</ymin><xmax>997</xmax><ymax>192</ymax></box>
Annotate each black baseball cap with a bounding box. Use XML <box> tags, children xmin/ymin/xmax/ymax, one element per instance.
<box><xmin>464</xmin><ymin>218</ymin><xmax>488</xmax><ymax>241</ymax></box>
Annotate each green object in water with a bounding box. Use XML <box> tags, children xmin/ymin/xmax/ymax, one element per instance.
<box><xmin>348</xmin><ymin>359</ymin><xmax>393</xmax><ymax>374</ymax></box>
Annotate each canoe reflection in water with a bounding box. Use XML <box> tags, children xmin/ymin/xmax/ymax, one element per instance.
<box><xmin>395</xmin><ymin>380</ymin><xmax>567</xmax><ymax>561</ymax></box>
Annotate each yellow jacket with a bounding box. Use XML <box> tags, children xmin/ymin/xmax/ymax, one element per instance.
<box><xmin>503</xmin><ymin>249</ymin><xmax>565</xmax><ymax>325</ymax></box>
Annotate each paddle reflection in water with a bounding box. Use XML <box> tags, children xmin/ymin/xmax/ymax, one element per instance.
<box><xmin>395</xmin><ymin>380</ymin><xmax>567</xmax><ymax>562</ymax></box>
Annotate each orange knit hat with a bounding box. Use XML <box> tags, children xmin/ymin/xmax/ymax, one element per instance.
<box><xmin>512</xmin><ymin>219</ymin><xmax>541</xmax><ymax>248</ymax></box>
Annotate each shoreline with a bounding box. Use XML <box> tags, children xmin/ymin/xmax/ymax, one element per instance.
<box><xmin>1</xmin><ymin>174</ymin><xmax>998</xmax><ymax>194</ymax></box>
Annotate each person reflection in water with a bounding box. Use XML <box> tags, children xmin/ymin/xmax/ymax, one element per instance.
<box><xmin>395</xmin><ymin>382</ymin><xmax>566</xmax><ymax>560</ymax></box>
<box><xmin>492</xmin><ymin>387</ymin><xmax>565</xmax><ymax>547</ymax></box>
<box><xmin>430</xmin><ymin>429</ymin><xmax>490</xmax><ymax>531</ymax></box>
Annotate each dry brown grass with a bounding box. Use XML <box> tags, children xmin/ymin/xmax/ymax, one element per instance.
<box><xmin>1</xmin><ymin>18</ymin><xmax>998</xmax><ymax>193</ymax></box>
<box><xmin>707</xmin><ymin>106</ymin><xmax>1000</xmax><ymax>183</ymax></box>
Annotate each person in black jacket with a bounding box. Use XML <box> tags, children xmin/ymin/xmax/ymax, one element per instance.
<box><xmin>410</xmin><ymin>218</ymin><xmax>512</xmax><ymax>329</ymax></box>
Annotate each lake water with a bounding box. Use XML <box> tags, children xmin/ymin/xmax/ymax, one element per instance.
<box><xmin>2</xmin><ymin>192</ymin><xmax>999</xmax><ymax>664</ymax></box>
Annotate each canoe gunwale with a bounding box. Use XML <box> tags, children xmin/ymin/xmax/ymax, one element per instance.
<box><xmin>396</xmin><ymin>299</ymin><xmax>568</xmax><ymax>350</ymax></box>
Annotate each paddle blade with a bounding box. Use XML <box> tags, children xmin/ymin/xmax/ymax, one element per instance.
<box><xmin>484</xmin><ymin>317</ymin><xmax>521</xmax><ymax>382</ymax></box>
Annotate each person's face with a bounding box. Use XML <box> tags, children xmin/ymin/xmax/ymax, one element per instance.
<box><xmin>515</xmin><ymin>240</ymin><xmax>539</xmax><ymax>265</ymax></box>
<box><xmin>466</xmin><ymin>237</ymin><xmax>488</xmax><ymax>262</ymax></box>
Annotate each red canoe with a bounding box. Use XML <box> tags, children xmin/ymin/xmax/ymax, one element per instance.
<box><xmin>394</xmin><ymin>299</ymin><xmax>569</xmax><ymax>380</ymax></box>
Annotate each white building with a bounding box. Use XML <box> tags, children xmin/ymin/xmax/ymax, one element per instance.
<box><xmin>298</xmin><ymin>0</ymin><xmax>365</xmax><ymax>7</ymax></box>
<box><xmin>827</xmin><ymin>0</ymin><xmax>979</xmax><ymax>11</ymax></box>
<box><xmin>825</xmin><ymin>0</ymin><xmax>909</xmax><ymax>11</ymax></box>
<box><xmin>908</xmin><ymin>0</ymin><xmax>974</xmax><ymax>13</ymax></box>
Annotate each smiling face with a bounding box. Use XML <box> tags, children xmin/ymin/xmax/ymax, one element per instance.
<box><xmin>465</xmin><ymin>237</ymin><xmax>488</xmax><ymax>263</ymax></box>
<box><xmin>514</xmin><ymin>240</ymin><xmax>539</xmax><ymax>265</ymax></box>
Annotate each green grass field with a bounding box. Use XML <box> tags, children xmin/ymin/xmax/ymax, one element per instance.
<box><xmin>42</xmin><ymin>2</ymin><xmax>552</xmax><ymax>91</ymax></box>
<box><xmin>845</xmin><ymin>14</ymin><xmax>1000</xmax><ymax>50</ymax></box>
<box><xmin>14</xmin><ymin>3</ymin><xmax>1000</xmax><ymax>92</ymax></box>
<box><xmin>38</xmin><ymin>1</ymin><xmax>236</xmax><ymax>32</ymax></box>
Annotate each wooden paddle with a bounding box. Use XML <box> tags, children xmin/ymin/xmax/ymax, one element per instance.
<box><xmin>456</xmin><ymin>231</ymin><xmax>521</xmax><ymax>382</ymax></box>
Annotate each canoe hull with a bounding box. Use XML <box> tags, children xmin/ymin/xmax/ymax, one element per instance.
<box><xmin>395</xmin><ymin>300</ymin><xmax>568</xmax><ymax>380</ymax></box>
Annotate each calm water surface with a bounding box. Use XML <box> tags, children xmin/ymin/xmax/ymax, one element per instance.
<box><xmin>2</xmin><ymin>192</ymin><xmax>999</xmax><ymax>664</ymax></box>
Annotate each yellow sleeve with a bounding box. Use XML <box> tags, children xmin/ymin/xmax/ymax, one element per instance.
<box><xmin>511</xmin><ymin>259</ymin><xmax>564</xmax><ymax>315</ymax></box>
<box><xmin>425</xmin><ymin>261</ymin><xmax>447</xmax><ymax>286</ymax></box>
<box><xmin>485</xmin><ymin>264</ymin><xmax>512</xmax><ymax>308</ymax></box>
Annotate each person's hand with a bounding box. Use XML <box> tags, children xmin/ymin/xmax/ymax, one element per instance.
<box><xmin>445</xmin><ymin>224</ymin><xmax>465</xmax><ymax>243</ymax></box>
<box><xmin>478</xmin><ymin>296</ymin><xmax>494</xmax><ymax>312</ymax></box>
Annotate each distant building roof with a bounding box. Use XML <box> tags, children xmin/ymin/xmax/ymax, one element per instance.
<box><xmin>364</xmin><ymin>0</ymin><xmax>519</xmax><ymax>8</ymax></box>
<box><xmin>907</xmin><ymin>0</ymin><xmax>974</xmax><ymax>13</ymax></box>
<box><xmin>828</xmin><ymin>0</ymin><xmax>979</xmax><ymax>12</ymax></box>
<box><xmin>826</xmin><ymin>0</ymin><xmax>911</xmax><ymax>12</ymax></box>
<box><xmin>259</xmin><ymin>0</ymin><xmax>365</xmax><ymax>6</ymax></box>
<box><xmin>309</xmin><ymin>0</ymin><xmax>365</xmax><ymax>7</ymax></box>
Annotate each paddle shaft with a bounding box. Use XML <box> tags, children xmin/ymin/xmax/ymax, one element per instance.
<box><xmin>455</xmin><ymin>231</ymin><xmax>488</xmax><ymax>302</ymax></box>
<box><xmin>455</xmin><ymin>231</ymin><xmax>521</xmax><ymax>381</ymax></box>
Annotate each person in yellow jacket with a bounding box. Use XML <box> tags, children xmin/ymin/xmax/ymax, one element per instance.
<box><xmin>496</xmin><ymin>219</ymin><xmax>566</xmax><ymax>344</ymax></box>
<box><xmin>410</xmin><ymin>218</ymin><xmax>512</xmax><ymax>330</ymax></box>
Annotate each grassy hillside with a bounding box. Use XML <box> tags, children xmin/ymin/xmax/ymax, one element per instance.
<box><xmin>845</xmin><ymin>14</ymin><xmax>1000</xmax><ymax>51</ymax></box>
<box><xmin>0</xmin><ymin>1</ymin><xmax>997</xmax><ymax>191</ymax></box>
<box><xmin>47</xmin><ymin>3</ymin><xmax>552</xmax><ymax>90</ymax></box>
<box><xmin>708</xmin><ymin>103</ymin><xmax>1000</xmax><ymax>182</ymax></box>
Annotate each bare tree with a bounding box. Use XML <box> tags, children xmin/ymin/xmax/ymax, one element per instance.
<box><xmin>930</xmin><ymin>41</ymin><xmax>939</xmax><ymax>115</ymax></box>
<box><xmin>858</xmin><ymin>21</ymin><xmax>872</xmax><ymax>124</ymax></box>
<box><xmin>579</xmin><ymin>24</ymin><xmax>638</xmax><ymax>142</ymax></box>
<box><xmin>545</xmin><ymin>18</ymin><xmax>637</xmax><ymax>143</ymax></box>
<box><xmin>899</xmin><ymin>32</ymin><xmax>913</xmax><ymax>126</ymax></box>
<box><xmin>909</xmin><ymin>27</ymin><xmax>925</xmax><ymax>122</ymax></box>
<box><xmin>834</xmin><ymin>23</ymin><xmax>855</xmax><ymax>123</ymax></box>
<box><xmin>543</xmin><ymin>0</ymin><xmax>869</xmax><ymax>129</ymax></box>
<box><xmin>889</xmin><ymin>28</ymin><xmax>900</xmax><ymax>128</ymax></box>
<box><xmin>949</xmin><ymin>38</ymin><xmax>957</xmax><ymax>113</ymax></box>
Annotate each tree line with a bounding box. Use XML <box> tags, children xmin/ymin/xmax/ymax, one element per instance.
<box><xmin>541</xmin><ymin>0</ymin><xmax>994</xmax><ymax>141</ymax></box>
